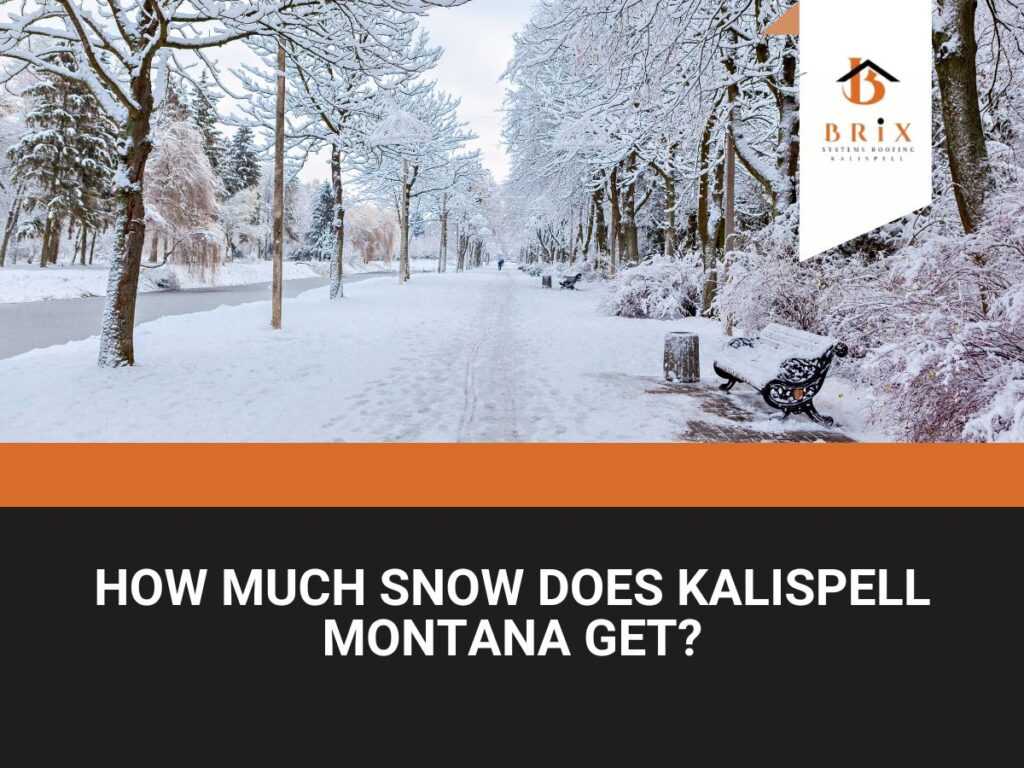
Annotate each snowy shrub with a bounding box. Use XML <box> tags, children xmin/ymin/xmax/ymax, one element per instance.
<box><xmin>854</xmin><ymin>183</ymin><xmax>1024</xmax><ymax>442</ymax></box>
<box><xmin>150</xmin><ymin>266</ymin><xmax>181</xmax><ymax>292</ymax></box>
<box><xmin>346</xmin><ymin>204</ymin><xmax>396</xmax><ymax>266</ymax></box>
<box><xmin>964</xmin><ymin>368</ymin><xmax>1024</xmax><ymax>443</ymax></box>
<box><xmin>219</xmin><ymin>189</ymin><xmax>261</xmax><ymax>260</ymax></box>
<box><xmin>602</xmin><ymin>255</ymin><xmax>701</xmax><ymax>320</ymax></box>
<box><xmin>578</xmin><ymin>257</ymin><xmax>607</xmax><ymax>280</ymax></box>
<box><xmin>719</xmin><ymin>225</ymin><xmax>829</xmax><ymax>335</ymax></box>
<box><xmin>713</xmin><ymin>174</ymin><xmax>1024</xmax><ymax>443</ymax></box>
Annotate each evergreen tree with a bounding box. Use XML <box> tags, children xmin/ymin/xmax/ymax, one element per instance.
<box><xmin>295</xmin><ymin>181</ymin><xmax>334</xmax><ymax>261</ymax></box>
<box><xmin>284</xmin><ymin>175</ymin><xmax>302</xmax><ymax>243</ymax></box>
<box><xmin>411</xmin><ymin>210</ymin><xmax>426</xmax><ymax>238</ymax></box>
<box><xmin>7</xmin><ymin>50</ymin><xmax>117</xmax><ymax>267</ymax></box>
<box><xmin>223</xmin><ymin>127</ymin><xmax>261</xmax><ymax>196</ymax></box>
<box><xmin>162</xmin><ymin>78</ymin><xmax>191</xmax><ymax>122</ymax></box>
<box><xmin>190</xmin><ymin>73</ymin><xmax>224</xmax><ymax>173</ymax></box>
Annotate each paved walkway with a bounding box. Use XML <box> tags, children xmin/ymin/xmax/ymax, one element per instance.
<box><xmin>646</xmin><ymin>380</ymin><xmax>855</xmax><ymax>442</ymax></box>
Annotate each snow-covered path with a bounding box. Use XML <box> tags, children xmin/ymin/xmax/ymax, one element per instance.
<box><xmin>322</xmin><ymin>267</ymin><xmax>539</xmax><ymax>441</ymax></box>
<box><xmin>0</xmin><ymin>266</ymin><xmax>878</xmax><ymax>442</ymax></box>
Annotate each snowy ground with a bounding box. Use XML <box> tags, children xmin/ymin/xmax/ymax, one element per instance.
<box><xmin>0</xmin><ymin>260</ymin><xmax>320</xmax><ymax>304</ymax></box>
<box><xmin>0</xmin><ymin>266</ymin><xmax>886</xmax><ymax>442</ymax></box>
<box><xmin>305</xmin><ymin>257</ymin><xmax>431</xmax><ymax>278</ymax></box>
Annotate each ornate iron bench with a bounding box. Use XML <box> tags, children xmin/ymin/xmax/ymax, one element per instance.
<box><xmin>713</xmin><ymin>323</ymin><xmax>849</xmax><ymax>427</ymax></box>
<box><xmin>559</xmin><ymin>273</ymin><xmax>583</xmax><ymax>290</ymax></box>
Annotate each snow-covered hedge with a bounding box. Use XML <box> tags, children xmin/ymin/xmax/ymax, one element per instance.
<box><xmin>719</xmin><ymin>223</ymin><xmax>831</xmax><ymax>335</ymax></box>
<box><xmin>601</xmin><ymin>255</ymin><xmax>702</xmax><ymax>320</ymax></box>
<box><xmin>965</xmin><ymin>368</ymin><xmax>1024</xmax><ymax>443</ymax></box>
<box><xmin>858</xmin><ymin>185</ymin><xmax>1024</xmax><ymax>442</ymax></box>
<box><xmin>718</xmin><ymin>178</ymin><xmax>1024</xmax><ymax>443</ymax></box>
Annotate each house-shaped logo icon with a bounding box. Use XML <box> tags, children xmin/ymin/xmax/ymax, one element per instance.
<box><xmin>838</xmin><ymin>59</ymin><xmax>899</xmax><ymax>105</ymax></box>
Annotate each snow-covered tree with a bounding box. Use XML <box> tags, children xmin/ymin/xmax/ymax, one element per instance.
<box><xmin>6</xmin><ymin>51</ymin><xmax>116</xmax><ymax>268</ymax></box>
<box><xmin>223</xmin><ymin>127</ymin><xmax>262</xmax><ymax>197</ymax></box>
<box><xmin>237</xmin><ymin>8</ymin><xmax>440</xmax><ymax>298</ymax></box>
<box><xmin>144</xmin><ymin>108</ymin><xmax>223</xmax><ymax>279</ymax></box>
<box><xmin>190</xmin><ymin>73</ymin><xmax>225</xmax><ymax>175</ymax></box>
<box><xmin>294</xmin><ymin>180</ymin><xmax>335</xmax><ymax>262</ymax></box>
<box><xmin>504</xmin><ymin>0</ymin><xmax>796</xmax><ymax>299</ymax></box>
<box><xmin>219</xmin><ymin>188</ymin><xmax>261</xmax><ymax>261</ymax></box>
<box><xmin>0</xmin><ymin>0</ymin><xmax>471</xmax><ymax>366</ymax></box>
<box><xmin>346</xmin><ymin>202</ymin><xmax>397</xmax><ymax>266</ymax></box>
<box><xmin>0</xmin><ymin>83</ymin><xmax>29</xmax><ymax>267</ymax></box>
<box><xmin>354</xmin><ymin>83</ymin><xmax>474</xmax><ymax>282</ymax></box>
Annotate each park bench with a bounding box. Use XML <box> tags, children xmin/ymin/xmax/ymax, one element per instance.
<box><xmin>559</xmin><ymin>273</ymin><xmax>583</xmax><ymax>290</ymax></box>
<box><xmin>713</xmin><ymin>323</ymin><xmax>849</xmax><ymax>427</ymax></box>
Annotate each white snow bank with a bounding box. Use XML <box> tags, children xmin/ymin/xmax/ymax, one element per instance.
<box><xmin>0</xmin><ymin>268</ymin><xmax>884</xmax><ymax>442</ymax></box>
<box><xmin>166</xmin><ymin>260</ymin><xmax>318</xmax><ymax>290</ymax></box>
<box><xmin>0</xmin><ymin>265</ymin><xmax>114</xmax><ymax>303</ymax></box>
<box><xmin>0</xmin><ymin>260</ymin><xmax>319</xmax><ymax>304</ymax></box>
<box><xmin>302</xmin><ymin>259</ymin><xmax>402</xmax><ymax>278</ymax></box>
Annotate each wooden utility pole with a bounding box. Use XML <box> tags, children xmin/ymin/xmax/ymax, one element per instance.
<box><xmin>271</xmin><ymin>37</ymin><xmax>286</xmax><ymax>330</ymax></box>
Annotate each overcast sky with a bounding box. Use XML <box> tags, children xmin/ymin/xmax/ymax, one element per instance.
<box><xmin>419</xmin><ymin>0</ymin><xmax>535</xmax><ymax>183</ymax></box>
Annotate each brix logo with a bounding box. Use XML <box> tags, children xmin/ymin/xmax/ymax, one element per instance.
<box><xmin>825</xmin><ymin>57</ymin><xmax>911</xmax><ymax>146</ymax></box>
<box><xmin>838</xmin><ymin>58</ymin><xmax>899</xmax><ymax>106</ymax></box>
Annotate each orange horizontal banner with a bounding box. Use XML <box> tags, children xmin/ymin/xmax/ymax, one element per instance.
<box><xmin>1</xmin><ymin>444</ymin><xmax>1021</xmax><ymax>508</ymax></box>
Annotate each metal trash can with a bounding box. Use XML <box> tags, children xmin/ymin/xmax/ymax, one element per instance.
<box><xmin>664</xmin><ymin>332</ymin><xmax>700</xmax><ymax>383</ymax></box>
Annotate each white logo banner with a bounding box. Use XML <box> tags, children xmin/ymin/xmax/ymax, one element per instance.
<box><xmin>799</xmin><ymin>0</ymin><xmax>932</xmax><ymax>261</ymax></box>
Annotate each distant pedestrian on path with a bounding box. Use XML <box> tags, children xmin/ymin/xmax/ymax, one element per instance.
<box><xmin>498</xmin><ymin>259</ymin><xmax>505</xmax><ymax>271</ymax></box>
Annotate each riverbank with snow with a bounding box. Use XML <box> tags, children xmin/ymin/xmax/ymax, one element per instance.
<box><xmin>0</xmin><ymin>260</ymin><xmax>321</xmax><ymax>304</ymax></box>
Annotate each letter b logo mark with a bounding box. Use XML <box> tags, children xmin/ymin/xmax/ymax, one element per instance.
<box><xmin>841</xmin><ymin>58</ymin><xmax>893</xmax><ymax>105</ymax></box>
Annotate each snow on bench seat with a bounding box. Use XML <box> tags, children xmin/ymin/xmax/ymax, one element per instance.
<box><xmin>715</xmin><ymin>324</ymin><xmax>838</xmax><ymax>390</ymax></box>
<box><xmin>713</xmin><ymin>323</ymin><xmax>848</xmax><ymax>427</ymax></box>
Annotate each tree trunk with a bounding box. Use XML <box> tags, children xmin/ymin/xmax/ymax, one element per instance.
<box><xmin>592</xmin><ymin>183</ymin><xmax>607</xmax><ymax>270</ymax></box>
<box><xmin>39</xmin><ymin>219</ymin><xmax>53</xmax><ymax>269</ymax></box>
<box><xmin>934</xmin><ymin>0</ymin><xmax>988</xmax><ymax>233</ymax></box>
<box><xmin>653</xmin><ymin>159</ymin><xmax>678</xmax><ymax>259</ymax></box>
<box><xmin>0</xmin><ymin>187</ymin><xmax>24</xmax><ymax>268</ymax></box>
<box><xmin>149</xmin><ymin>232</ymin><xmax>159</xmax><ymax>264</ymax></box>
<box><xmin>697</xmin><ymin>110</ymin><xmax>717</xmax><ymax>265</ymax></box>
<box><xmin>456</xmin><ymin>224</ymin><xmax>463</xmax><ymax>272</ymax></box>
<box><xmin>49</xmin><ymin>220</ymin><xmax>62</xmax><ymax>265</ymax></box>
<box><xmin>80</xmin><ymin>225</ymin><xmax>89</xmax><ymax>265</ymax></box>
<box><xmin>623</xmin><ymin>154</ymin><xmax>640</xmax><ymax>267</ymax></box>
<box><xmin>582</xmin><ymin>201</ymin><xmax>594</xmax><ymax>260</ymax></box>
<box><xmin>608</xmin><ymin>167</ymin><xmax>620</xmax><ymax>276</ymax></box>
<box><xmin>271</xmin><ymin>37</ymin><xmax>286</xmax><ymax>329</ymax></box>
<box><xmin>89</xmin><ymin>230</ymin><xmax>97</xmax><ymax>265</ymax></box>
<box><xmin>98</xmin><ymin>99</ymin><xmax>155</xmax><ymax>366</ymax></box>
<box><xmin>663</xmin><ymin>174</ymin><xmax>676</xmax><ymax>259</ymax></box>
<box><xmin>720</xmin><ymin>133</ymin><xmax>737</xmax><ymax>332</ymax></box>
<box><xmin>702</xmin><ymin>157</ymin><xmax>726</xmax><ymax>317</ymax></box>
<box><xmin>399</xmin><ymin>160</ymin><xmax>412</xmax><ymax>283</ymax></box>
<box><xmin>776</xmin><ymin>37</ymin><xmax>799</xmax><ymax>214</ymax></box>
<box><xmin>329</xmin><ymin>144</ymin><xmax>346</xmax><ymax>301</ymax></box>
<box><xmin>438</xmin><ymin>192</ymin><xmax>448</xmax><ymax>273</ymax></box>
<box><xmin>724</xmin><ymin>134</ymin><xmax>736</xmax><ymax>255</ymax></box>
